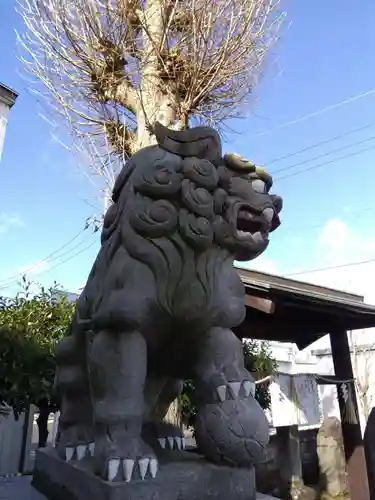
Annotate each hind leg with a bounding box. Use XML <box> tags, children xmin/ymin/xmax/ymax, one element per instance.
<box><xmin>54</xmin><ymin>335</ymin><xmax>95</xmax><ymax>461</ymax></box>
<box><xmin>89</xmin><ymin>330</ymin><xmax>157</xmax><ymax>482</ymax></box>
<box><xmin>142</xmin><ymin>377</ymin><xmax>185</xmax><ymax>452</ymax></box>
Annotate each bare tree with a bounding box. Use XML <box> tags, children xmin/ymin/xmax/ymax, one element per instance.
<box><xmin>349</xmin><ymin>330</ymin><xmax>375</xmax><ymax>423</ymax></box>
<box><xmin>17</xmin><ymin>0</ymin><xmax>285</xmax><ymax>198</ymax></box>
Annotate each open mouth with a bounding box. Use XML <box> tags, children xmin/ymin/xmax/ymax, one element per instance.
<box><xmin>235</xmin><ymin>206</ymin><xmax>273</xmax><ymax>242</ymax></box>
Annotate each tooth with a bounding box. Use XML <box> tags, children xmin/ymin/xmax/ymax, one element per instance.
<box><xmin>243</xmin><ymin>380</ymin><xmax>255</xmax><ymax>397</ymax></box>
<box><xmin>252</xmin><ymin>179</ymin><xmax>266</xmax><ymax>193</ymax></box>
<box><xmin>167</xmin><ymin>436</ymin><xmax>174</xmax><ymax>449</ymax></box>
<box><xmin>76</xmin><ymin>445</ymin><xmax>86</xmax><ymax>460</ymax></box>
<box><xmin>182</xmin><ymin>438</ymin><xmax>186</xmax><ymax>449</ymax></box>
<box><xmin>138</xmin><ymin>458</ymin><xmax>150</xmax><ymax>480</ymax></box>
<box><xmin>229</xmin><ymin>381</ymin><xmax>242</xmax><ymax>398</ymax></box>
<box><xmin>108</xmin><ymin>458</ymin><xmax>120</xmax><ymax>481</ymax></box>
<box><xmin>263</xmin><ymin>208</ymin><xmax>274</xmax><ymax>223</ymax></box>
<box><xmin>253</xmin><ymin>231</ymin><xmax>264</xmax><ymax>243</ymax></box>
<box><xmin>216</xmin><ymin>385</ymin><xmax>227</xmax><ymax>402</ymax></box>
<box><xmin>123</xmin><ymin>459</ymin><xmax>135</xmax><ymax>482</ymax></box>
<box><xmin>65</xmin><ymin>447</ymin><xmax>74</xmax><ymax>461</ymax></box>
<box><xmin>174</xmin><ymin>437</ymin><xmax>182</xmax><ymax>450</ymax></box>
<box><xmin>88</xmin><ymin>442</ymin><xmax>95</xmax><ymax>456</ymax></box>
<box><xmin>149</xmin><ymin>458</ymin><xmax>158</xmax><ymax>478</ymax></box>
<box><xmin>158</xmin><ymin>438</ymin><xmax>166</xmax><ymax>449</ymax></box>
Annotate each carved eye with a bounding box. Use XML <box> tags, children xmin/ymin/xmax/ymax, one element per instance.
<box><xmin>251</xmin><ymin>179</ymin><xmax>267</xmax><ymax>194</ymax></box>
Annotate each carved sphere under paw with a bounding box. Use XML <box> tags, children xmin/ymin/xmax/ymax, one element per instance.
<box><xmin>194</xmin><ymin>398</ymin><xmax>269</xmax><ymax>468</ymax></box>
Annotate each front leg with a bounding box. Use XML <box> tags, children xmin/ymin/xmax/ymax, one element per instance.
<box><xmin>192</xmin><ymin>327</ymin><xmax>269</xmax><ymax>468</ymax></box>
<box><xmin>89</xmin><ymin>330</ymin><xmax>157</xmax><ymax>482</ymax></box>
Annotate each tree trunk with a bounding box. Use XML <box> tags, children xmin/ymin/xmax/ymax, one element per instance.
<box><xmin>135</xmin><ymin>0</ymin><xmax>186</xmax><ymax>151</ymax></box>
<box><xmin>37</xmin><ymin>405</ymin><xmax>50</xmax><ymax>448</ymax></box>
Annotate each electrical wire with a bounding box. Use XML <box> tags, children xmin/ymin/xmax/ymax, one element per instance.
<box><xmin>277</xmin><ymin>205</ymin><xmax>375</xmax><ymax>237</ymax></box>
<box><xmin>265</xmin><ymin>122</ymin><xmax>375</xmax><ymax>167</ymax></box>
<box><xmin>272</xmin><ymin>133</ymin><xmax>375</xmax><ymax>176</ymax></box>
<box><xmin>275</xmin><ymin>142</ymin><xmax>375</xmax><ymax>182</ymax></box>
<box><xmin>0</xmin><ymin>226</ymin><xmax>97</xmax><ymax>289</ymax></box>
<box><xmin>255</xmin><ymin>87</ymin><xmax>375</xmax><ymax>138</ymax></box>
<box><xmin>0</xmin><ymin>227</ymin><xmax>87</xmax><ymax>287</ymax></box>
<box><xmin>285</xmin><ymin>257</ymin><xmax>375</xmax><ymax>278</ymax></box>
<box><xmin>0</xmin><ymin>239</ymin><xmax>97</xmax><ymax>291</ymax></box>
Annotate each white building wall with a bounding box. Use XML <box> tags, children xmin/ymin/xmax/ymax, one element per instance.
<box><xmin>269</xmin><ymin>339</ymin><xmax>375</xmax><ymax>435</ymax></box>
<box><xmin>0</xmin><ymin>101</ymin><xmax>10</xmax><ymax>162</ymax></box>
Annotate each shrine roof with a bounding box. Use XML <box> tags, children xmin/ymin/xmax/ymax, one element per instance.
<box><xmin>0</xmin><ymin>83</ymin><xmax>18</xmax><ymax>108</ymax></box>
<box><xmin>236</xmin><ymin>268</ymin><xmax>375</xmax><ymax>349</ymax></box>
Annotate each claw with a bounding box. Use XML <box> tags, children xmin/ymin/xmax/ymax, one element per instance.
<box><xmin>167</xmin><ymin>436</ymin><xmax>174</xmax><ymax>449</ymax></box>
<box><xmin>123</xmin><ymin>459</ymin><xmax>135</xmax><ymax>482</ymax></box>
<box><xmin>138</xmin><ymin>458</ymin><xmax>149</xmax><ymax>480</ymax></box>
<box><xmin>229</xmin><ymin>381</ymin><xmax>241</xmax><ymax>399</ymax></box>
<box><xmin>216</xmin><ymin>385</ymin><xmax>227</xmax><ymax>402</ymax></box>
<box><xmin>108</xmin><ymin>458</ymin><xmax>120</xmax><ymax>481</ymax></box>
<box><xmin>76</xmin><ymin>444</ymin><xmax>86</xmax><ymax>460</ymax></box>
<box><xmin>88</xmin><ymin>442</ymin><xmax>95</xmax><ymax>456</ymax></box>
<box><xmin>158</xmin><ymin>437</ymin><xmax>166</xmax><ymax>449</ymax></box>
<box><xmin>243</xmin><ymin>380</ymin><xmax>255</xmax><ymax>398</ymax></box>
<box><xmin>149</xmin><ymin>458</ymin><xmax>158</xmax><ymax>478</ymax></box>
<box><xmin>65</xmin><ymin>447</ymin><xmax>74</xmax><ymax>461</ymax></box>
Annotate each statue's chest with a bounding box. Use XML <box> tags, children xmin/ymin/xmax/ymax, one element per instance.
<box><xmin>165</xmin><ymin>256</ymin><xmax>246</xmax><ymax>329</ymax></box>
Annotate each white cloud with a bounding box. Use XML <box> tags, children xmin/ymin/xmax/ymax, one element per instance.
<box><xmin>0</xmin><ymin>213</ymin><xmax>24</xmax><ymax>234</ymax></box>
<box><xmin>293</xmin><ymin>218</ymin><xmax>375</xmax><ymax>304</ymax></box>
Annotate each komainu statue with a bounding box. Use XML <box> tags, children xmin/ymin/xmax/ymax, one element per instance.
<box><xmin>54</xmin><ymin>123</ymin><xmax>282</xmax><ymax>483</ymax></box>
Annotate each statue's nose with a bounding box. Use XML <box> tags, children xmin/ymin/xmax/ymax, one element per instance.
<box><xmin>270</xmin><ymin>194</ymin><xmax>283</xmax><ymax>214</ymax></box>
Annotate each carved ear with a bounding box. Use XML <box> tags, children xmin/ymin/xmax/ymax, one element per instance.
<box><xmin>112</xmin><ymin>159</ymin><xmax>137</xmax><ymax>203</ymax></box>
<box><xmin>154</xmin><ymin>122</ymin><xmax>222</xmax><ymax>166</ymax></box>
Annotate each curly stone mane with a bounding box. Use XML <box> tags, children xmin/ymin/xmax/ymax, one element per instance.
<box><xmin>76</xmin><ymin>124</ymin><xmax>280</xmax><ymax>332</ymax></box>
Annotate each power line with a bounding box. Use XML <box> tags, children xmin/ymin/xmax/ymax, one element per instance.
<box><xmin>255</xmin><ymin>87</ymin><xmax>375</xmax><ymax>138</ymax></box>
<box><xmin>275</xmin><ymin>142</ymin><xmax>375</xmax><ymax>182</ymax></box>
<box><xmin>285</xmin><ymin>257</ymin><xmax>375</xmax><ymax>278</ymax></box>
<box><xmin>37</xmin><ymin>239</ymin><xmax>97</xmax><ymax>277</ymax></box>
<box><xmin>0</xmin><ymin>239</ymin><xmax>97</xmax><ymax>291</ymax></box>
<box><xmin>277</xmin><ymin>205</ymin><xmax>375</xmax><ymax>237</ymax></box>
<box><xmin>0</xmin><ymin>227</ymin><xmax>87</xmax><ymax>287</ymax></box>
<box><xmin>265</xmin><ymin>122</ymin><xmax>375</xmax><ymax>168</ymax></box>
<box><xmin>0</xmin><ymin>225</ymin><xmax>95</xmax><ymax>288</ymax></box>
<box><xmin>271</xmin><ymin>133</ymin><xmax>375</xmax><ymax>176</ymax></box>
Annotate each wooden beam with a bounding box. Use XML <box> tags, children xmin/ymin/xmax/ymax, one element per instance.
<box><xmin>330</xmin><ymin>329</ymin><xmax>370</xmax><ymax>500</ymax></box>
<box><xmin>245</xmin><ymin>294</ymin><xmax>275</xmax><ymax>314</ymax></box>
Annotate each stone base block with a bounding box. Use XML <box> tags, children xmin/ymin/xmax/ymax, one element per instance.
<box><xmin>32</xmin><ymin>447</ymin><xmax>256</xmax><ymax>500</ymax></box>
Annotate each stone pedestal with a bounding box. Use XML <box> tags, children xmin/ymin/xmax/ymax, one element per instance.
<box><xmin>32</xmin><ymin>447</ymin><xmax>257</xmax><ymax>500</ymax></box>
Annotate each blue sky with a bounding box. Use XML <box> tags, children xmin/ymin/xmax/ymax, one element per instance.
<box><xmin>1</xmin><ymin>0</ymin><xmax>375</xmax><ymax>299</ymax></box>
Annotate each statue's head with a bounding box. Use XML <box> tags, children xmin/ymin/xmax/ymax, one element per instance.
<box><xmin>102</xmin><ymin>123</ymin><xmax>282</xmax><ymax>264</ymax></box>
<box><xmin>212</xmin><ymin>152</ymin><xmax>282</xmax><ymax>261</ymax></box>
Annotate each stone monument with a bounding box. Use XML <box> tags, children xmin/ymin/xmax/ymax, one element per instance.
<box><xmin>317</xmin><ymin>417</ymin><xmax>349</xmax><ymax>500</ymax></box>
<box><xmin>32</xmin><ymin>123</ymin><xmax>283</xmax><ymax>500</ymax></box>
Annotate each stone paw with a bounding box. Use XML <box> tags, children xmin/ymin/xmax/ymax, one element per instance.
<box><xmin>215</xmin><ymin>379</ymin><xmax>256</xmax><ymax>402</ymax></box>
<box><xmin>94</xmin><ymin>433</ymin><xmax>158</xmax><ymax>482</ymax></box>
<box><xmin>106</xmin><ymin>456</ymin><xmax>158</xmax><ymax>482</ymax></box>
<box><xmin>142</xmin><ymin>421</ymin><xmax>185</xmax><ymax>452</ymax></box>
<box><xmin>56</xmin><ymin>424</ymin><xmax>95</xmax><ymax>461</ymax></box>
